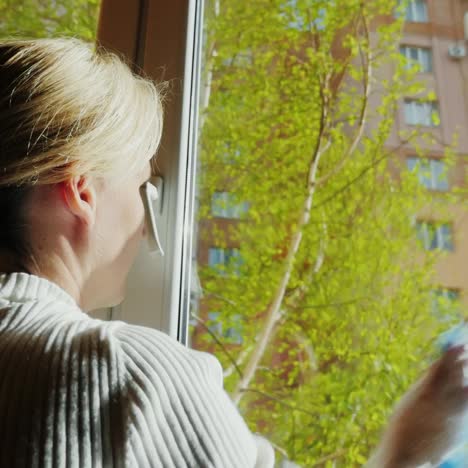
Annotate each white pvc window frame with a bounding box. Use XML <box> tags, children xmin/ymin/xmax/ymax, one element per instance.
<box><xmin>98</xmin><ymin>0</ymin><xmax>204</xmax><ymax>345</ymax></box>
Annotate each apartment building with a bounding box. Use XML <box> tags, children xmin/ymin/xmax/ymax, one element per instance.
<box><xmin>392</xmin><ymin>0</ymin><xmax>468</xmax><ymax>312</ymax></box>
<box><xmin>190</xmin><ymin>0</ymin><xmax>468</xmax><ymax>349</ymax></box>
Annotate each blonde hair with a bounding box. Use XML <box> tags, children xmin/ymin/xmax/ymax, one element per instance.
<box><xmin>0</xmin><ymin>37</ymin><xmax>164</xmax><ymax>187</ymax></box>
<box><xmin>0</xmin><ymin>37</ymin><xmax>164</xmax><ymax>272</ymax></box>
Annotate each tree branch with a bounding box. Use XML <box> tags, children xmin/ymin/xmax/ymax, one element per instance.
<box><xmin>239</xmin><ymin>387</ymin><xmax>321</xmax><ymax>419</ymax></box>
<box><xmin>315</xmin><ymin>8</ymin><xmax>372</xmax><ymax>187</ymax></box>
<box><xmin>191</xmin><ymin>312</ymin><xmax>244</xmax><ymax>378</ymax></box>
<box><xmin>311</xmin><ymin>448</ymin><xmax>347</xmax><ymax>466</ymax></box>
<box><xmin>223</xmin><ymin>345</ymin><xmax>253</xmax><ymax>378</ymax></box>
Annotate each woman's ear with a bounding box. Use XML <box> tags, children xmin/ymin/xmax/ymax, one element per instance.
<box><xmin>59</xmin><ymin>176</ymin><xmax>97</xmax><ymax>227</ymax></box>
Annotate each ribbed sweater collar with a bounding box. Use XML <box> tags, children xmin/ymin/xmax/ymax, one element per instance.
<box><xmin>0</xmin><ymin>272</ymin><xmax>78</xmax><ymax>307</ymax></box>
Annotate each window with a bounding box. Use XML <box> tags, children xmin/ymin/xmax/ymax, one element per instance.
<box><xmin>211</xmin><ymin>192</ymin><xmax>249</xmax><ymax>219</ymax></box>
<box><xmin>207</xmin><ymin>311</ymin><xmax>223</xmax><ymax>336</ymax></box>
<box><xmin>430</xmin><ymin>288</ymin><xmax>460</xmax><ymax>320</ymax></box>
<box><xmin>281</xmin><ymin>0</ymin><xmax>330</xmax><ymax>31</ymax></box>
<box><xmin>416</xmin><ymin>221</ymin><xmax>454</xmax><ymax>251</ymax></box>
<box><xmin>404</xmin><ymin>99</ymin><xmax>439</xmax><ymax>126</ymax></box>
<box><xmin>222</xmin><ymin>49</ymin><xmax>253</xmax><ymax>68</ymax></box>
<box><xmin>208</xmin><ymin>247</ymin><xmax>243</xmax><ymax>274</ymax></box>
<box><xmin>220</xmin><ymin>142</ymin><xmax>242</xmax><ymax>164</ymax></box>
<box><xmin>94</xmin><ymin>0</ymin><xmax>468</xmax><ymax>464</ymax></box>
<box><xmin>407</xmin><ymin>157</ymin><xmax>449</xmax><ymax>191</ymax></box>
<box><xmin>207</xmin><ymin>312</ymin><xmax>243</xmax><ymax>344</ymax></box>
<box><xmin>404</xmin><ymin>0</ymin><xmax>428</xmax><ymax>22</ymax></box>
<box><xmin>400</xmin><ymin>46</ymin><xmax>432</xmax><ymax>72</ymax></box>
<box><xmin>149</xmin><ymin>0</ymin><xmax>467</xmax><ymax>463</ymax></box>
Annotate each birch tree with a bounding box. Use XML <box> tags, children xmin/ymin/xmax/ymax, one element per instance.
<box><xmin>192</xmin><ymin>0</ymin><xmax>459</xmax><ymax>465</ymax></box>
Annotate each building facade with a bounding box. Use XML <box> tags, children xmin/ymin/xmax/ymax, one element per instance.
<box><xmin>391</xmin><ymin>0</ymin><xmax>468</xmax><ymax>311</ymax></box>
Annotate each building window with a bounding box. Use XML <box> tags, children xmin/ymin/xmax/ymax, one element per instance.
<box><xmin>280</xmin><ymin>0</ymin><xmax>329</xmax><ymax>31</ymax></box>
<box><xmin>219</xmin><ymin>142</ymin><xmax>242</xmax><ymax>164</ymax></box>
<box><xmin>430</xmin><ymin>288</ymin><xmax>460</xmax><ymax>320</ymax></box>
<box><xmin>206</xmin><ymin>311</ymin><xmax>223</xmax><ymax>336</ymax></box>
<box><xmin>208</xmin><ymin>247</ymin><xmax>243</xmax><ymax>274</ymax></box>
<box><xmin>222</xmin><ymin>49</ymin><xmax>253</xmax><ymax>67</ymax></box>
<box><xmin>404</xmin><ymin>99</ymin><xmax>439</xmax><ymax>126</ymax></box>
<box><xmin>207</xmin><ymin>312</ymin><xmax>244</xmax><ymax>344</ymax></box>
<box><xmin>404</xmin><ymin>0</ymin><xmax>428</xmax><ymax>22</ymax></box>
<box><xmin>400</xmin><ymin>46</ymin><xmax>432</xmax><ymax>72</ymax></box>
<box><xmin>416</xmin><ymin>221</ymin><xmax>454</xmax><ymax>251</ymax></box>
<box><xmin>212</xmin><ymin>192</ymin><xmax>249</xmax><ymax>219</ymax></box>
<box><xmin>407</xmin><ymin>157</ymin><xmax>449</xmax><ymax>191</ymax></box>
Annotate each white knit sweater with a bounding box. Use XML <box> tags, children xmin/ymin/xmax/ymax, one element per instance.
<box><xmin>0</xmin><ymin>272</ymin><xmax>274</xmax><ymax>468</ymax></box>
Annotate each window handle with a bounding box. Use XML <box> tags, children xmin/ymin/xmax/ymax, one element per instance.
<box><xmin>141</xmin><ymin>176</ymin><xmax>164</xmax><ymax>256</ymax></box>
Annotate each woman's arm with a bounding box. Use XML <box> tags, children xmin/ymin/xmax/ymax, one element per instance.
<box><xmin>367</xmin><ymin>346</ymin><xmax>468</xmax><ymax>468</ymax></box>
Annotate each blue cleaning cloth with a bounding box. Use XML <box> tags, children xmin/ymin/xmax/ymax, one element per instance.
<box><xmin>440</xmin><ymin>461</ymin><xmax>461</xmax><ymax>468</ymax></box>
<box><xmin>435</xmin><ymin>324</ymin><xmax>468</xmax><ymax>468</ymax></box>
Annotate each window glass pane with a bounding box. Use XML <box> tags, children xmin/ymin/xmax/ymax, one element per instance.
<box><xmin>418</xmin><ymin>158</ymin><xmax>432</xmax><ymax>188</ymax></box>
<box><xmin>422</xmin><ymin>102</ymin><xmax>433</xmax><ymax>126</ymax></box>
<box><xmin>405</xmin><ymin>3</ymin><xmax>413</xmax><ymax>21</ymax></box>
<box><xmin>429</xmin><ymin>102</ymin><xmax>439</xmax><ymax>126</ymax></box>
<box><xmin>224</xmin><ymin>314</ymin><xmax>244</xmax><ymax>344</ymax></box>
<box><xmin>212</xmin><ymin>192</ymin><xmax>249</xmax><ymax>219</ymax></box>
<box><xmin>404</xmin><ymin>100</ymin><xmax>439</xmax><ymax>126</ymax></box>
<box><xmin>211</xmin><ymin>192</ymin><xmax>225</xmax><ymax>217</ymax></box>
<box><xmin>408</xmin><ymin>157</ymin><xmax>449</xmax><ymax>191</ymax></box>
<box><xmin>406</xmin><ymin>156</ymin><xmax>419</xmax><ymax>171</ymax></box>
<box><xmin>204</xmin><ymin>311</ymin><xmax>244</xmax><ymax>345</ymax></box>
<box><xmin>446</xmin><ymin>290</ymin><xmax>460</xmax><ymax>301</ymax></box>
<box><xmin>414</xmin><ymin>0</ymin><xmax>428</xmax><ymax>22</ymax></box>
<box><xmin>430</xmin><ymin>159</ymin><xmax>449</xmax><ymax>191</ymax></box>
<box><xmin>187</xmin><ymin>1</ymin><xmax>453</xmax><ymax>464</ymax></box>
<box><xmin>400</xmin><ymin>46</ymin><xmax>432</xmax><ymax>72</ymax></box>
<box><xmin>416</xmin><ymin>222</ymin><xmax>454</xmax><ymax>251</ymax></box>
<box><xmin>207</xmin><ymin>311</ymin><xmax>223</xmax><ymax>335</ymax></box>
<box><xmin>406</xmin><ymin>0</ymin><xmax>428</xmax><ymax>22</ymax></box>
<box><xmin>208</xmin><ymin>247</ymin><xmax>225</xmax><ymax>267</ymax></box>
<box><xmin>404</xmin><ymin>100</ymin><xmax>416</xmax><ymax>124</ymax></box>
<box><xmin>281</xmin><ymin>0</ymin><xmax>331</xmax><ymax>31</ymax></box>
<box><xmin>421</xmin><ymin>48</ymin><xmax>433</xmax><ymax>72</ymax></box>
<box><xmin>413</xmin><ymin>101</ymin><xmax>424</xmax><ymax>123</ymax></box>
<box><xmin>409</xmin><ymin>47</ymin><xmax>419</xmax><ymax>61</ymax></box>
<box><xmin>439</xmin><ymin>224</ymin><xmax>454</xmax><ymax>251</ymax></box>
<box><xmin>400</xmin><ymin>45</ymin><xmax>408</xmax><ymax>60</ymax></box>
<box><xmin>415</xmin><ymin>220</ymin><xmax>425</xmax><ymax>244</ymax></box>
<box><xmin>208</xmin><ymin>247</ymin><xmax>242</xmax><ymax>275</ymax></box>
<box><xmin>431</xmin><ymin>288</ymin><xmax>460</xmax><ymax>321</ymax></box>
<box><xmin>427</xmin><ymin>225</ymin><xmax>434</xmax><ymax>249</ymax></box>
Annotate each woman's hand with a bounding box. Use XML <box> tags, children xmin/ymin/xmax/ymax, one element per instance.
<box><xmin>368</xmin><ymin>346</ymin><xmax>468</xmax><ymax>468</ymax></box>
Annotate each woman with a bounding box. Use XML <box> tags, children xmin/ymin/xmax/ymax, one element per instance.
<box><xmin>0</xmin><ymin>37</ymin><xmax>466</xmax><ymax>468</ymax></box>
<box><xmin>0</xmin><ymin>38</ymin><xmax>273</xmax><ymax>468</ymax></box>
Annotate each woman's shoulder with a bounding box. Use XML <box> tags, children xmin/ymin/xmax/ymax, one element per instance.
<box><xmin>109</xmin><ymin>320</ymin><xmax>224</xmax><ymax>386</ymax></box>
<box><xmin>105</xmin><ymin>321</ymin><xmax>262</xmax><ymax>468</ymax></box>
